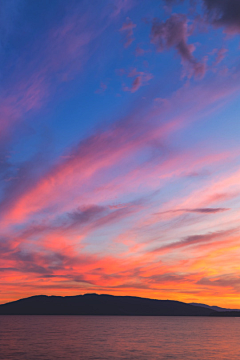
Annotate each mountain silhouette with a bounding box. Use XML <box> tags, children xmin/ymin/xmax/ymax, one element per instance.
<box><xmin>190</xmin><ymin>302</ymin><xmax>240</xmax><ymax>312</ymax></box>
<box><xmin>0</xmin><ymin>294</ymin><xmax>239</xmax><ymax>316</ymax></box>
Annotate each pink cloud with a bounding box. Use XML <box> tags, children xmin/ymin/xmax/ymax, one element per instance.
<box><xmin>151</xmin><ymin>14</ymin><xmax>206</xmax><ymax>78</ymax></box>
<box><xmin>95</xmin><ymin>82</ymin><xmax>108</xmax><ymax>94</ymax></box>
<box><xmin>120</xmin><ymin>17</ymin><xmax>136</xmax><ymax>47</ymax></box>
<box><xmin>0</xmin><ymin>71</ymin><xmax>239</xmax><ymax>230</ymax></box>
<box><xmin>212</xmin><ymin>48</ymin><xmax>228</xmax><ymax>66</ymax></box>
<box><xmin>123</xmin><ymin>68</ymin><xmax>153</xmax><ymax>92</ymax></box>
<box><xmin>3</xmin><ymin>70</ymin><xmax>240</xmax><ymax>223</ymax></box>
<box><xmin>135</xmin><ymin>46</ymin><xmax>151</xmax><ymax>56</ymax></box>
<box><xmin>111</xmin><ymin>0</ymin><xmax>135</xmax><ymax>17</ymax></box>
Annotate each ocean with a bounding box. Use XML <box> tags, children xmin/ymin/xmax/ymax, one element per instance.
<box><xmin>0</xmin><ymin>316</ymin><xmax>239</xmax><ymax>359</ymax></box>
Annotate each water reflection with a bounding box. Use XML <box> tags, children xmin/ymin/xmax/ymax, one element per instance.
<box><xmin>0</xmin><ymin>316</ymin><xmax>240</xmax><ymax>359</ymax></box>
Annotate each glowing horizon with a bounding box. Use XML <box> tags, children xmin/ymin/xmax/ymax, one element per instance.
<box><xmin>1</xmin><ymin>0</ymin><xmax>240</xmax><ymax>308</ymax></box>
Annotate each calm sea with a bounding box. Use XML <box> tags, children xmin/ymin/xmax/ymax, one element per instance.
<box><xmin>0</xmin><ymin>316</ymin><xmax>240</xmax><ymax>359</ymax></box>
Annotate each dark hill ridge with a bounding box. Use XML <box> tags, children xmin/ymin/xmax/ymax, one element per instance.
<box><xmin>190</xmin><ymin>302</ymin><xmax>240</xmax><ymax>312</ymax></box>
<box><xmin>0</xmin><ymin>294</ymin><xmax>239</xmax><ymax>316</ymax></box>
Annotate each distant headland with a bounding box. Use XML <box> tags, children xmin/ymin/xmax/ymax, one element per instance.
<box><xmin>0</xmin><ymin>294</ymin><xmax>239</xmax><ymax>316</ymax></box>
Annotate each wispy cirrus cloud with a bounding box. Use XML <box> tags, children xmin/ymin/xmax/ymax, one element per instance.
<box><xmin>0</xmin><ymin>5</ymin><xmax>110</xmax><ymax>137</ymax></box>
<box><xmin>0</xmin><ymin>0</ymin><xmax>24</xmax><ymax>51</ymax></box>
<box><xmin>1</xmin><ymin>65</ymin><xmax>240</xmax><ymax>230</ymax></box>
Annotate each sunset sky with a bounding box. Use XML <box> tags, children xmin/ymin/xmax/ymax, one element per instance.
<box><xmin>1</xmin><ymin>0</ymin><xmax>240</xmax><ymax>308</ymax></box>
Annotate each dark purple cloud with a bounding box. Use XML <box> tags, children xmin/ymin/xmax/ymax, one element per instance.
<box><xmin>164</xmin><ymin>0</ymin><xmax>240</xmax><ymax>34</ymax></box>
<box><xmin>151</xmin><ymin>14</ymin><xmax>206</xmax><ymax>77</ymax></box>
<box><xmin>203</xmin><ymin>0</ymin><xmax>240</xmax><ymax>33</ymax></box>
<box><xmin>186</xmin><ymin>207</ymin><xmax>229</xmax><ymax>213</ymax></box>
<box><xmin>149</xmin><ymin>273</ymin><xmax>188</xmax><ymax>283</ymax></box>
<box><xmin>197</xmin><ymin>274</ymin><xmax>240</xmax><ymax>291</ymax></box>
<box><xmin>67</xmin><ymin>205</ymin><xmax>108</xmax><ymax>226</ymax></box>
<box><xmin>151</xmin><ymin>228</ymin><xmax>236</xmax><ymax>253</ymax></box>
<box><xmin>156</xmin><ymin>207</ymin><xmax>229</xmax><ymax>216</ymax></box>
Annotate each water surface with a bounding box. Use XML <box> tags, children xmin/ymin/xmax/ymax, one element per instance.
<box><xmin>0</xmin><ymin>316</ymin><xmax>240</xmax><ymax>359</ymax></box>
